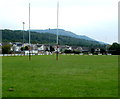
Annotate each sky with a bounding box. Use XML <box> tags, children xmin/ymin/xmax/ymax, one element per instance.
<box><xmin>0</xmin><ymin>0</ymin><xmax>119</xmax><ymax>44</ymax></box>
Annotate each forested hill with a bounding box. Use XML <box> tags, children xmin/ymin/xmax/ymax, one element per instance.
<box><xmin>2</xmin><ymin>29</ymin><xmax>106</xmax><ymax>48</ymax></box>
<box><xmin>31</xmin><ymin>29</ymin><xmax>95</xmax><ymax>41</ymax></box>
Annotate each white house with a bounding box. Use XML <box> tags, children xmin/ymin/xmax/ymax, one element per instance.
<box><xmin>37</xmin><ymin>44</ymin><xmax>45</xmax><ymax>51</ymax></box>
<box><xmin>25</xmin><ymin>50</ymin><xmax>38</xmax><ymax>55</ymax></box>
<box><xmin>95</xmin><ymin>48</ymin><xmax>101</xmax><ymax>52</ymax></box>
<box><xmin>11</xmin><ymin>44</ymin><xmax>22</xmax><ymax>52</ymax></box>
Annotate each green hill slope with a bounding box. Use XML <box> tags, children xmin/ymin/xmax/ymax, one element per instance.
<box><xmin>2</xmin><ymin>29</ymin><xmax>106</xmax><ymax>48</ymax></box>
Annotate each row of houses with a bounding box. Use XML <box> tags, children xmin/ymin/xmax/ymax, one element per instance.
<box><xmin>1</xmin><ymin>42</ymin><xmax>102</xmax><ymax>54</ymax></box>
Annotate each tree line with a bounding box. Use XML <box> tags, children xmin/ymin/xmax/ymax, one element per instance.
<box><xmin>2</xmin><ymin>29</ymin><xmax>106</xmax><ymax>48</ymax></box>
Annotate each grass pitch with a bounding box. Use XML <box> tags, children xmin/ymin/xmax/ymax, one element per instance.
<box><xmin>2</xmin><ymin>55</ymin><xmax>118</xmax><ymax>97</ymax></box>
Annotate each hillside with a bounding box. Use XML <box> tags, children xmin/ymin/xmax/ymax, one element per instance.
<box><xmin>31</xmin><ymin>29</ymin><xmax>97</xmax><ymax>42</ymax></box>
<box><xmin>2</xmin><ymin>29</ymin><xmax>106</xmax><ymax>48</ymax></box>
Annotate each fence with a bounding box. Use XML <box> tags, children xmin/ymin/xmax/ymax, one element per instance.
<box><xmin>0</xmin><ymin>53</ymin><xmax>112</xmax><ymax>56</ymax></box>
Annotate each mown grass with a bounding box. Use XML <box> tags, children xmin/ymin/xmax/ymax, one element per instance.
<box><xmin>2</xmin><ymin>55</ymin><xmax>118</xmax><ymax>97</ymax></box>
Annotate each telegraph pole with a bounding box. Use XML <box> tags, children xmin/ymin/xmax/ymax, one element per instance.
<box><xmin>22</xmin><ymin>22</ymin><xmax>25</xmax><ymax>56</ymax></box>
<box><xmin>22</xmin><ymin>22</ymin><xmax>25</xmax><ymax>44</ymax></box>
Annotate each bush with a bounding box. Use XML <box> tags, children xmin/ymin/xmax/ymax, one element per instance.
<box><xmin>2</xmin><ymin>44</ymin><xmax>11</xmax><ymax>54</ymax></box>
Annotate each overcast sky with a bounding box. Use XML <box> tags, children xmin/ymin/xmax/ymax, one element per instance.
<box><xmin>0</xmin><ymin>0</ymin><xmax>119</xmax><ymax>44</ymax></box>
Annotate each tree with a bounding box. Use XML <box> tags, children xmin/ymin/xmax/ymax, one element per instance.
<box><xmin>2</xmin><ymin>44</ymin><xmax>11</xmax><ymax>54</ymax></box>
<box><xmin>50</xmin><ymin>46</ymin><xmax>55</xmax><ymax>52</ymax></box>
<box><xmin>24</xmin><ymin>46</ymin><xmax>29</xmax><ymax>50</ymax></box>
<box><xmin>100</xmin><ymin>48</ymin><xmax>106</xmax><ymax>55</ymax></box>
<box><xmin>21</xmin><ymin>47</ymin><xmax>24</xmax><ymax>51</ymax></box>
<box><xmin>91</xmin><ymin>48</ymin><xmax>95</xmax><ymax>54</ymax></box>
<box><xmin>45</xmin><ymin>47</ymin><xmax>49</xmax><ymax>51</ymax></box>
<box><xmin>108</xmin><ymin>43</ymin><xmax>120</xmax><ymax>55</ymax></box>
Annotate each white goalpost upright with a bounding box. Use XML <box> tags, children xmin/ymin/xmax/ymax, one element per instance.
<box><xmin>57</xmin><ymin>0</ymin><xmax>59</xmax><ymax>45</ymax></box>
<box><xmin>56</xmin><ymin>0</ymin><xmax>59</xmax><ymax>60</ymax></box>
<box><xmin>29</xmin><ymin>2</ymin><xmax>31</xmax><ymax>45</ymax></box>
<box><xmin>28</xmin><ymin>1</ymin><xmax>31</xmax><ymax>60</ymax></box>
